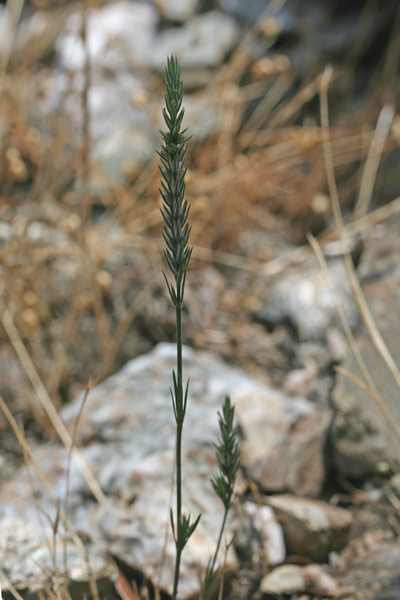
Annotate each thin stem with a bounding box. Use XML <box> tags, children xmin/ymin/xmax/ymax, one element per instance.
<box><xmin>172</xmin><ymin>425</ymin><xmax>182</xmax><ymax>600</ymax></box>
<box><xmin>160</xmin><ymin>55</ymin><xmax>200</xmax><ymax>600</ymax></box>
<box><xmin>175</xmin><ymin>301</ymin><xmax>183</xmax><ymax>509</ymax></box>
<box><xmin>172</xmin><ymin>548</ymin><xmax>182</xmax><ymax>600</ymax></box>
<box><xmin>203</xmin><ymin>396</ymin><xmax>239</xmax><ymax>599</ymax></box>
<box><xmin>176</xmin><ymin>302</ymin><xmax>183</xmax><ymax>412</ymax></box>
<box><xmin>210</xmin><ymin>507</ymin><xmax>228</xmax><ymax>577</ymax></box>
<box><xmin>172</xmin><ymin>302</ymin><xmax>183</xmax><ymax>600</ymax></box>
<box><xmin>172</xmin><ymin>429</ymin><xmax>183</xmax><ymax>600</ymax></box>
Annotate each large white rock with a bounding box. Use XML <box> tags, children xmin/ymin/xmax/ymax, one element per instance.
<box><xmin>0</xmin><ymin>517</ymin><xmax>115</xmax><ymax>597</ymax></box>
<box><xmin>0</xmin><ymin>343</ymin><xmax>324</xmax><ymax>598</ymax></box>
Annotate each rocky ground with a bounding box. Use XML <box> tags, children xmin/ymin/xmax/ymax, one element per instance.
<box><xmin>0</xmin><ymin>0</ymin><xmax>400</xmax><ymax>599</ymax></box>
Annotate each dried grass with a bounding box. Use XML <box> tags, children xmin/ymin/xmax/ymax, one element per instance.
<box><xmin>0</xmin><ymin>2</ymin><xmax>400</xmax><ymax>598</ymax></box>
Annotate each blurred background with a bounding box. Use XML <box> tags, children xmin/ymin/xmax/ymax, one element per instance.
<box><xmin>0</xmin><ymin>0</ymin><xmax>399</xmax><ymax>464</ymax></box>
<box><xmin>1</xmin><ymin>1</ymin><xmax>400</xmax><ymax>599</ymax></box>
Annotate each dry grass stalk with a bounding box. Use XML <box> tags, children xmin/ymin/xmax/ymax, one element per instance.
<box><xmin>0</xmin><ymin>392</ymin><xmax>100</xmax><ymax>600</ymax></box>
<box><xmin>308</xmin><ymin>229</ymin><xmax>400</xmax><ymax>450</ymax></box>
<box><xmin>354</xmin><ymin>103</ymin><xmax>394</xmax><ymax>218</ymax></box>
<box><xmin>0</xmin><ymin>0</ymin><xmax>25</xmax><ymax>74</ymax></box>
<box><xmin>0</xmin><ymin>302</ymin><xmax>105</xmax><ymax>504</ymax></box>
<box><xmin>320</xmin><ymin>66</ymin><xmax>400</xmax><ymax>391</ymax></box>
<box><xmin>79</xmin><ymin>0</ymin><xmax>91</xmax><ymax>247</ymax></box>
<box><xmin>0</xmin><ymin>569</ymin><xmax>25</xmax><ymax>600</ymax></box>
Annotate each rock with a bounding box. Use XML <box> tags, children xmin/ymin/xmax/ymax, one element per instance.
<box><xmin>13</xmin><ymin>3</ymin><xmax>86</xmax><ymax>66</ymax></box>
<box><xmin>266</xmin><ymin>495</ymin><xmax>353</xmax><ymax>561</ymax></box>
<box><xmin>260</xmin><ymin>564</ymin><xmax>305</xmax><ymax>595</ymax></box>
<box><xmin>0</xmin><ymin>343</ymin><xmax>349</xmax><ymax>595</ymax></box>
<box><xmin>332</xmin><ymin>217</ymin><xmax>400</xmax><ymax>479</ymax></box>
<box><xmin>56</xmin><ymin>2</ymin><xmax>159</xmax><ymax>73</ymax></box>
<box><xmin>46</xmin><ymin>4</ymin><xmax>231</xmax><ymax>184</ymax></box>
<box><xmin>154</xmin><ymin>0</ymin><xmax>200</xmax><ymax>22</ymax></box>
<box><xmin>254</xmin><ymin>257</ymin><xmax>359</xmax><ymax>341</ymax></box>
<box><xmin>149</xmin><ymin>11</ymin><xmax>239</xmax><ymax>71</ymax></box>
<box><xmin>302</xmin><ymin>563</ymin><xmax>339</xmax><ymax>597</ymax></box>
<box><xmin>238</xmin><ymin>502</ymin><xmax>286</xmax><ymax>567</ymax></box>
<box><xmin>260</xmin><ymin>562</ymin><xmax>339</xmax><ymax>597</ymax></box>
<box><xmin>251</xmin><ymin>410</ymin><xmax>332</xmax><ymax>497</ymax></box>
<box><xmin>339</xmin><ymin>540</ymin><xmax>400</xmax><ymax>600</ymax></box>
<box><xmin>0</xmin><ymin>516</ymin><xmax>116</xmax><ymax>597</ymax></box>
<box><xmin>0</xmin><ymin>343</ymin><xmax>321</xmax><ymax>599</ymax></box>
<box><xmin>42</xmin><ymin>2</ymin><xmax>159</xmax><ymax>184</ymax></box>
<box><xmin>56</xmin><ymin>5</ymin><xmax>237</xmax><ymax>76</ymax></box>
<box><xmin>91</xmin><ymin>119</ymin><xmax>155</xmax><ymax>184</ymax></box>
<box><xmin>235</xmin><ymin>385</ymin><xmax>330</xmax><ymax>497</ymax></box>
<box><xmin>283</xmin><ymin>367</ymin><xmax>317</xmax><ymax>398</ymax></box>
<box><xmin>0</xmin><ymin>345</ymin><xmax>240</xmax><ymax>598</ymax></box>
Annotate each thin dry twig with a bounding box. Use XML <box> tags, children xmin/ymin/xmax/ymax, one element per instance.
<box><xmin>0</xmin><ymin>393</ymin><xmax>101</xmax><ymax>600</ymax></box>
<box><xmin>0</xmin><ymin>568</ymin><xmax>25</xmax><ymax>600</ymax></box>
<box><xmin>62</xmin><ymin>380</ymin><xmax>93</xmax><ymax>593</ymax></box>
<box><xmin>320</xmin><ymin>69</ymin><xmax>400</xmax><ymax>392</ymax></box>
<box><xmin>354</xmin><ymin>103</ymin><xmax>394</xmax><ymax>218</ymax></box>
<box><xmin>0</xmin><ymin>302</ymin><xmax>105</xmax><ymax>503</ymax></box>
<box><xmin>79</xmin><ymin>0</ymin><xmax>91</xmax><ymax>246</ymax></box>
<box><xmin>318</xmin><ymin>67</ymin><xmax>400</xmax><ymax>443</ymax></box>
<box><xmin>0</xmin><ymin>0</ymin><xmax>25</xmax><ymax>74</ymax></box>
<box><xmin>308</xmin><ymin>233</ymin><xmax>400</xmax><ymax>447</ymax></box>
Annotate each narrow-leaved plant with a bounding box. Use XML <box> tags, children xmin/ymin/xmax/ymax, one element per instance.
<box><xmin>159</xmin><ymin>55</ymin><xmax>200</xmax><ymax>600</ymax></box>
<box><xmin>159</xmin><ymin>55</ymin><xmax>240</xmax><ymax>600</ymax></box>
<box><xmin>202</xmin><ymin>396</ymin><xmax>239</xmax><ymax>599</ymax></box>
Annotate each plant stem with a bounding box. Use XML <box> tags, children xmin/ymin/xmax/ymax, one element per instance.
<box><xmin>172</xmin><ymin>301</ymin><xmax>183</xmax><ymax>600</ymax></box>
<box><xmin>202</xmin><ymin>397</ymin><xmax>239</xmax><ymax>599</ymax></box>
<box><xmin>209</xmin><ymin>507</ymin><xmax>228</xmax><ymax>577</ymax></box>
<box><xmin>176</xmin><ymin>302</ymin><xmax>183</xmax><ymax>512</ymax></box>
<box><xmin>160</xmin><ymin>55</ymin><xmax>200</xmax><ymax>600</ymax></box>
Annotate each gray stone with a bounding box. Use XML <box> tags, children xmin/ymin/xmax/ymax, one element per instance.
<box><xmin>0</xmin><ymin>343</ymin><xmax>335</xmax><ymax>597</ymax></box>
<box><xmin>150</xmin><ymin>11</ymin><xmax>239</xmax><ymax>71</ymax></box>
<box><xmin>260</xmin><ymin>564</ymin><xmax>305</xmax><ymax>595</ymax></box>
<box><xmin>302</xmin><ymin>563</ymin><xmax>339</xmax><ymax>597</ymax></box>
<box><xmin>41</xmin><ymin>2</ymin><xmax>159</xmax><ymax>185</ymax></box>
<box><xmin>154</xmin><ymin>0</ymin><xmax>200</xmax><ymax>22</ymax></box>
<box><xmin>91</xmin><ymin>121</ymin><xmax>155</xmax><ymax>184</ymax></box>
<box><xmin>332</xmin><ymin>219</ymin><xmax>400</xmax><ymax>479</ymax></box>
<box><xmin>339</xmin><ymin>541</ymin><xmax>400</xmax><ymax>600</ymax></box>
<box><xmin>266</xmin><ymin>495</ymin><xmax>353</xmax><ymax>561</ymax></box>
<box><xmin>0</xmin><ymin>516</ymin><xmax>116</xmax><ymax>597</ymax></box>
<box><xmin>13</xmin><ymin>3</ymin><xmax>86</xmax><ymax>66</ymax></box>
<box><xmin>255</xmin><ymin>257</ymin><xmax>359</xmax><ymax>341</ymax></box>
<box><xmin>235</xmin><ymin>384</ymin><xmax>330</xmax><ymax>496</ymax></box>
<box><xmin>260</xmin><ymin>562</ymin><xmax>339</xmax><ymax>596</ymax></box>
<box><xmin>56</xmin><ymin>2</ymin><xmax>158</xmax><ymax>74</ymax></box>
<box><xmin>250</xmin><ymin>411</ymin><xmax>332</xmax><ymax>497</ymax></box>
<box><xmin>0</xmin><ymin>345</ymin><xmax>267</xmax><ymax>596</ymax></box>
<box><xmin>240</xmin><ymin>502</ymin><xmax>286</xmax><ymax>567</ymax></box>
<box><xmin>45</xmin><ymin>3</ymin><xmax>229</xmax><ymax>185</ymax></box>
